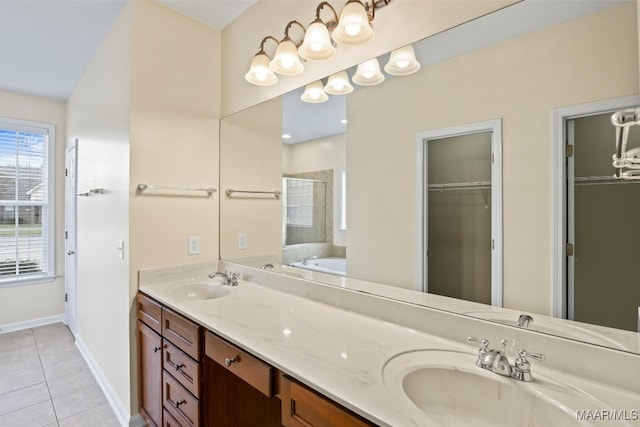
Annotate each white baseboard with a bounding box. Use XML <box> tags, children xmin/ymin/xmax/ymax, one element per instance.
<box><xmin>75</xmin><ymin>335</ymin><xmax>144</xmax><ymax>427</ymax></box>
<box><xmin>0</xmin><ymin>314</ymin><xmax>64</xmax><ymax>334</ymax></box>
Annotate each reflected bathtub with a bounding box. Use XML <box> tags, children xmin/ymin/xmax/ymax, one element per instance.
<box><xmin>290</xmin><ymin>257</ymin><xmax>347</xmax><ymax>277</ymax></box>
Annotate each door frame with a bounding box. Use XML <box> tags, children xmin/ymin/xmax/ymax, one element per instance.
<box><xmin>415</xmin><ymin>119</ymin><xmax>503</xmax><ymax>306</ymax></box>
<box><xmin>552</xmin><ymin>95</ymin><xmax>639</xmax><ymax>319</ymax></box>
<box><xmin>64</xmin><ymin>139</ymin><xmax>78</xmax><ymax>336</ymax></box>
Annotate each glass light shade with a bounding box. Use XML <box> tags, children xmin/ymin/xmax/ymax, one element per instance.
<box><xmin>245</xmin><ymin>52</ymin><xmax>277</xmax><ymax>85</ymax></box>
<box><xmin>301</xmin><ymin>80</ymin><xmax>329</xmax><ymax>103</ymax></box>
<box><xmin>298</xmin><ymin>21</ymin><xmax>336</xmax><ymax>61</ymax></box>
<box><xmin>352</xmin><ymin>58</ymin><xmax>385</xmax><ymax>86</ymax></box>
<box><xmin>269</xmin><ymin>39</ymin><xmax>304</xmax><ymax>75</ymax></box>
<box><xmin>324</xmin><ymin>71</ymin><xmax>353</xmax><ymax>95</ymax></box>
<box><xmin>384</xmin><ymin>45</ymin><xmax>421</xmax><ymax>76</ymax></box>
<box><xmin>332</xmin><ymin>1</ymin><xmax>374</xmax><ymax>46</ymax></box>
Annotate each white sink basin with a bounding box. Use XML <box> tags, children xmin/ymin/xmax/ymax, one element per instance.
<box><xmin>171</xmin><ymin>282</ymin><xmax>230</xmax><ymax>300</ymax></box>
<box><xmin>383</xmin><ymin>350</ymin><xmax>626</xmax><ymax>427</ymax></box>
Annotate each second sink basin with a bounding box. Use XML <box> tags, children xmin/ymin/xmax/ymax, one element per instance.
<box><xmin>171</xmin><ymin>282</ymin><xmax>230</xmax><ymax>300</ymax></box>
<box><xmin>383</xmin><ymin>349</ymin><xmax>624</xmax><ymax>427</ymax></box>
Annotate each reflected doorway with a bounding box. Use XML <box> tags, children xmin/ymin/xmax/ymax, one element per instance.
<box><xmin>417</xmin><ymin>120</ymin><xmax>503</xmax><ymax>306</ymax></box>
<box><xmin>567</xmin><ymin>112</ymin><xmax>640</xmax><ymax>332</ymax></box>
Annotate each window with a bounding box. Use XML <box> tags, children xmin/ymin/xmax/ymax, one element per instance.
<box><xmin>0</xmin><ymin>117</ymin><xmax>55</xmax><ymax>286</ymax></box>
<box><xmin>285</xmin><ymin>178</ymin><xmax>314</xmax><ymax>227</ymax></box>
<box><xmin>339</xmin><ymin>169</ymin><xmax>347</xmax><ymax>231</ymax></box>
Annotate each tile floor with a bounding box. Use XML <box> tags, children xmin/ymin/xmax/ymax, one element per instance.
<box><xmin>0</xmin><ymin>323</ymin><xmax>121</xmax><ymax>427</ymax></box>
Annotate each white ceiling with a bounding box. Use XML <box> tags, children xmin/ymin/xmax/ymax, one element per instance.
<box><xmin>0</xmin><ymin>0</ymin><xmax>254</xmax><ymax>100</ymax></box>
<box><xmin>156</xmin><ymin>0</ymin><xmax>256</xmax><ymax>30</ymax></box>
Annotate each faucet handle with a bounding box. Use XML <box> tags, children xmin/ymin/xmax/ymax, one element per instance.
<box><xmin>467</xmin><ymin>336</ymin><xmax>489</xmax><ymax>351</ymax></box>
<box><xmin>512</xmin><ymin>348</ymin><xmax>545</xmax><ymax>382</ymax></box>
<box><xmin>517</xmin><ymin>348</ymin><xmax>545</xmax><ymax>362</ymax></box>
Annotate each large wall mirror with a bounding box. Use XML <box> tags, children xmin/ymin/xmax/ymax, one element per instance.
<box><xmin>220</xmin><ymin>0</ymin><xmax>640</xmax><ymax>354</ymax></box>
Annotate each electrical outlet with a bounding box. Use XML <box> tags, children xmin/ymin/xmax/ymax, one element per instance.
<box><xmin>117</xmin><ymin>240</ymin><xmax>125</xmax><ymax>260</ymax></box>
<box><xmin>188</xmin><ymin>236</ymin><xmax>200</xmax><ymax>255</ymax></box>
<box><xmin>238</xmin><ymin>233</ymin><xmax>247</xmax><ymax>250</ymax></box>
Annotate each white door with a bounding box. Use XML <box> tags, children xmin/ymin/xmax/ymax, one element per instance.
<box><xmin>65</xmin><ymin>140</ymin><xmax>78</xmax><ymax>336</ymax></box>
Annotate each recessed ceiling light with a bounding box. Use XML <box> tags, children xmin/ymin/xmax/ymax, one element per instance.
<box><xmin>341</xmin><ymin>119</ymin><xmax>347</xmax><ymax>124</ymax></box>
<box><xmin>282</xmin><ymin>134</ymin><xmax>292</xmax><ymax>139</ymax></box>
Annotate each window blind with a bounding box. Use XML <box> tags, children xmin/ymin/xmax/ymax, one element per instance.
<box><xmin>0</xmin><ymin>121</ymin><xmax>50</xmax><ymax>282</ymax></box>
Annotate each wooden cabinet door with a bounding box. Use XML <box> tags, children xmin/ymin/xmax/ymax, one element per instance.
<box><xmin>281</xmin><ymin>377</ymin><xmax>372</xmax><ymax>427</ymax></box>
<box><xmin>138</xmin><ymin>320</ymin><xmax>163</xmax><ymax>427</ymax></box>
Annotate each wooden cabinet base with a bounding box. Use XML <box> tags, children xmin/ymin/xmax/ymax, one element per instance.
<box><xmin>202</xmin><ymin>357</ymin><xmax>281</xmax><ymax>427</ymax></box>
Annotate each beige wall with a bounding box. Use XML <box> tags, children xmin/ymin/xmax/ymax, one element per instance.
<box><xmin>0</xmin><ymin>89</ymin><xmax>66</xmax><ymax>327</ymax></box>
<box><xmin>283</xmin><ymin>134</ymin><xmax>347</xmax><ymax>247</ymax></box>
<box><xmin>66</xmin><ymin>2</ymin><xmax>133</xmax><ymax>416</ymax></box>
<box><xmin>220</xmin><ymin>97</ymin><xmax>283</xmax><ymax>259</ymax></box>
<box><xmin>66</xmin><ymin>1</ymin><xmax>222</xmax><ymax>419</ymax></box>
<box><xmin>128</xmin><ymin>1</ymin><xmax>221</xmax><ymax>416</ymax></box>
<box><xmin>347</xmin><ymin>3</ymin><xmax>638</xmax><ymax>316</ymax></box>
<box><xmin>129</xmin><ymin>1</ymin><xmax>220</xmax><ymax>286</ymax></box>
<box><xmin>221</xmin><ymin>0</ymin><xmax>517</xmax><ymax>116</ymax></box>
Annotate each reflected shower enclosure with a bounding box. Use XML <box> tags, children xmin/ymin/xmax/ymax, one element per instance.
<box><xmin>282</xmin><ymin>177</ymin><xmax>328</xmax><ymax>246</ymax></box>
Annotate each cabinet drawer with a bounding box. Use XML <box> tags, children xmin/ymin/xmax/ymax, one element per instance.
<box><xmin>163</xmin><ymin>339</ymin><xmax>201</xmax><ymax>398</ymax></box>
<box><xmin>204</xmin><ymin>331</ymin><xmax>273</xmax><ymax>397</ymax></box>
<box><xmin>283</xmin><ymin>379</ymin><xmax>371</xmax><ymax>427</ymax></box>
<box><xmin>138</xmin><ymin>293</ymin><xmax>162</xmax><ymax>334</ymax></box>
<box><xmin>163</xmin><ymin>408</ymin><xmax>183</xmax><ymax>427</ymax></box>
<box><xmin>162</xmin><ymin>308</ymin><xmax>201</xmax><ymax>360</ymax></box>
<box><xmin>163</xmin><ymin>371</ymin><xmax>200</xmax><ymax>427</ymax></box>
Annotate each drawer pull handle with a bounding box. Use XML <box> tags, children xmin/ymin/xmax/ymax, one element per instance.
<box><xmin>224</xmin><ymin>357</ymin><xmax>237</xmax><ymax>367</ymax></box>
<box><xmin>175</xmin><ymin>399</ymin><xmax>187</xmax><ymax>409</ymax></box>
<box><xmin>175</xmin><ymin>363</ymin><xmax>186</xmax><ymax>372</ymax></box>
<box><xmin>153</xmin><ymin>346</ymin><xmax>161</xmax><ymax>353</ymax></box>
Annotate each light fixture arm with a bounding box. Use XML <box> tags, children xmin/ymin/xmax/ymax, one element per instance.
<box><xmin>283</xmin><ymin>20</ymin><xmax>307</xmax><ymax>46</ymax></box>
<box><xmin>256</xmin><ymin>35</ymin><xmax>280</xmax><ymax>55</ymax></box>
<box><xmin>364</xmin><ymin>0</ymin><xmax>391</xmax><ymax>22</ymax></box>
<box><xmin>315</xmin><ymin>2</ymin><xmax>339</xmax><ymax>29</ymax></box>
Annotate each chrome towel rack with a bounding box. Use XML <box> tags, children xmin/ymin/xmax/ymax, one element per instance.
<box><xmin>77</xmin><ymin>188</ymin><xmax>104</xmax><ymax>197</ymax></box>
<box><xmin>137</xmin><ymin>184</ymin><xmax>217</xmax><ymax>197</ymax></box>
<box><xmin>225</xmin><ymin>188</ymin><xmax>282</xmax><ymax>198</ymax></box>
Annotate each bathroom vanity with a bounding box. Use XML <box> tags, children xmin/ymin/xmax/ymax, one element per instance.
<box><xmin>137</xmin><ymin>261</ymin><xmax>640</xmax><ymax>427</ymax></box>
<box><xmin>137</xmin><ymin>281</ymin><xmax>373</xmax><ymax>427</ymax></box>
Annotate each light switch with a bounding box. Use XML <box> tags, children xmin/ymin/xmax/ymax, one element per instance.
<box><xmin>238</xmin><ymin>233</ymin><xmax>247</xmax><ymax>250</ymax></box>
<box><xmin>188</xmin><ymin>236</ymin><xmax>200</xmax><ymax>255</ymax></box>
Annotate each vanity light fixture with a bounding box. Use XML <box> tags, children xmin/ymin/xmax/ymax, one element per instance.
<box><xmin>245</xmin><ymin>0</ymin><xmax>391</xmax><ymax>86</ymax></box>
<box><xmin>301</xmin><ymin>80</ymin><xmax>329</xmax><ymax>103</ymax></box>
<box><xmin>333</xmin><ymin>0</ymin><xmax>374</xmax><ymax>46</ymax></box>
<box><xmin>324</xmin><ymin>70</ymin><xmax>353</xmax><ymax>94</ymax></box>
<box><xmin>298</xmin><ymin>2</ymin><xmax>339</xmax><ymax>61</ymax></box>
<box><xmin>245</xmin><ymin>36</ymin><xmax>280</xmax><ymax>85</ymax></box>
<box><xmin>384</xmin><ymin>44</ymin><xmax>421</xmax><ymax>75</ymax></box>
<box><xmin>270</xmin><ymin>21</ymin><xmax>307</xmax><ymax>75</ymax></box>
<box><xmin>352</xmin><ymin>58</ymin><xmax>385</xmax><ymax>86</ymax></box>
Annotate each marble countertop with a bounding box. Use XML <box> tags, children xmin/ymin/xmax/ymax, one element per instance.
<box><xmin>139</xmin><ymin>263</ymin><xmax>640</xmax><ymax>427</ymax></box>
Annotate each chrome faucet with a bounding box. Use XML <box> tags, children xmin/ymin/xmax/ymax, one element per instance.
<box><xmin>301</xmin><ymin>255</ymin><xmax>317</xmax><ymax>265</ymax></box>
<box><xmin>516</xmin><ymin>314</ymin><xmax>534</xmax><ymax>328</ymax></box>
<box><xmin>260</xmin><ymin>263</ymin><xmax>274</xmax><ymax>270</ymax></box>
<box><xmin>467</xmin><ymin>336</ymin><xmax>545</xmax><ymax>382</ymax></box>
<box><xmin>209</xmin><ymin>271</ymin><xmax>238</xmax><ymax>286</ymax></box>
